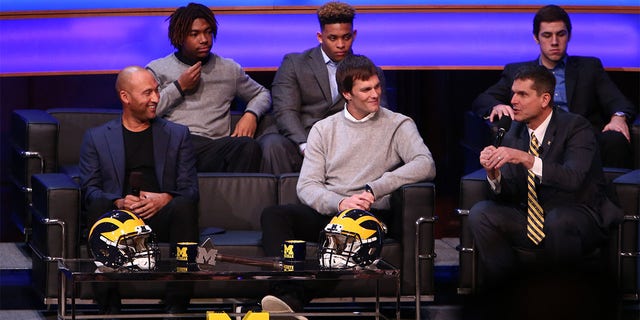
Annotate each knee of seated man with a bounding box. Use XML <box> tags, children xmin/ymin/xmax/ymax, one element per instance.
<box><xmin>599</xmin><ymin>129</ymin><xmax>630</xmax><ymax>146</ymax></box>
<box><xmin>258</xmin><ymin>133</ymin><xmax>289</xmax><ymax>150</ymax></box>
<box><xmin>468</xmin><ymin>200</ymin><xmax>495</xmax><ymax>227</ymax></box>
<box><xmin>235</xmin><ymin>136</ymin><xmax>262</xmax><ymax>154</ymax></box>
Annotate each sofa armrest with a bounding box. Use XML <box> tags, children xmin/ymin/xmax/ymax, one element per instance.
<box><xmin>11</xmin><ymin>109</ymin><xmax>59</xmax><ymax>183</ymax></box>
<box><xmin>29</xmin><ymin>173</ymin><xmax>80</xmax><ymax>302</ymax></box>
<box><xmin>9</xmin><ymin>110</ymin><xmax>59</xmax><ymax>234</ymax></box>
<box><xmin>30</xmin><ymin>173</ymin><xmax>81</xmax><ymax>261</ymax></box>
<box><xmin>613</xmin><ymin>169</ymin><xmax>640</xmax><ymax>300</ymax></box>
<box><xmin>456</xmin><ymin>169</ymin><xmax>489</xmax><ymax>294</ymax></box>
<box><xmin>391</xmin><ymin>182</ymin><xmax>436</xmax><ymax>297</ymax></box>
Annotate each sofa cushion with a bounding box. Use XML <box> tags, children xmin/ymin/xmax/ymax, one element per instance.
<box><xmin>48</xmin><ymin>108</ymin><xmax>121</xmax><ymax>168</ymax></box>
<box><xmin>202</xmin><ymin>230</ymin><xmax>262</xmax><ymax>247</ymax></box>
<box><xmin>198</xmin><ymin>173</ymin><xmax>278</xmax><ymax>231</ymax></box>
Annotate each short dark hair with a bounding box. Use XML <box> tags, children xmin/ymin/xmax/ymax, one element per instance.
<box><xmin>336</xmin><ymin>54</ymin><xmax>378</xmax><ymax>94</ymax></box>
<box><xmin>317</xmin><ymin>1</ymin><xmax>356</xmax><ymax>29</ymax></box>
<box><xmin>514</xmin><ymin>65</ymin><xmax>556</xmax><ymax>106</ymax></box>
<box><xmin>533</xmin><ymin>5</ymin><xmax>572</xmax><ymax>38</ymax></box>
<box><xmin>168</xmin><ymin>3</ymin><xmax>218</xmax><ymax>50</ymax></box>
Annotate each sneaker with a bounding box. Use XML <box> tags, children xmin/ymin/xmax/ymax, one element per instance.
<box><xmin>261</xmin><ymin>295</ymin><xmax>308</xmax><ymax>320</ymax></box>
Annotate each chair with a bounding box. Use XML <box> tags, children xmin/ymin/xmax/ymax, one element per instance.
<box><xmin>456</xmin><ymin>168</ymin><xmax>639</xmax><ymax>301</ymax></box>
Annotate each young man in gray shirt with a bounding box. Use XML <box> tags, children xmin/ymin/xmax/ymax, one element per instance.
<box><xmin>147</xmin><ymin>3</ymin><xmax>271</xmax><ymax>173</ymax></box>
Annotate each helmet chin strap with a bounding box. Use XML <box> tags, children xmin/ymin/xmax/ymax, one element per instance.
<box><xmin>322</xmin><ymin>253</ymin><xmax>356</xmax><ymax>269</ymax></box>
<box><xmin>131</xmin><ymin>255</ymin><xmax>156</xmax><ymax>270</ymax></box>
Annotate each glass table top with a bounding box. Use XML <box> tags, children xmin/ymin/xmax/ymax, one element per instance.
<box><xmin>58</xmin><ymin>258</ymin><xmax>399</xmax><ymax>282</ymax></box>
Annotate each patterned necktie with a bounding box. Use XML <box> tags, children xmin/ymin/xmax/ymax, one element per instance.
<box><xmin>527</xmin><ymin>133</ymin><xmax>545</xmax><ymax>244</ymax></box>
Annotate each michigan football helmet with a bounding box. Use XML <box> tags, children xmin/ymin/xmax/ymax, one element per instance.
<box><xmin>88</xmin><ymin>209</ymin><xmax>158</xmax><ymax>271</ymax></box>
<box><xmin>319</xmin><ymin>209</ymin><xmax>386</xmax><ymax>269</ymax></box>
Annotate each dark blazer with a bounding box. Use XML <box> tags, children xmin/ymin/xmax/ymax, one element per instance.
<box><xmin>79</xmin><ymin>117</ymin><xmax>199</xmax><ymax>208</ymax></box>
<box><xmin>494</xmin><ymin>109</ymin><xmax>623</xmax><ymax>230</ymax></box>
<box><xmin>271</xmin><ymin>45</ymin><xmax>387</xmax><ymax>145</ymax></box>
<box><xmin>472</xmin><ymin>56</ymin><xmax>636</xmax><ymax>129</ymax></box>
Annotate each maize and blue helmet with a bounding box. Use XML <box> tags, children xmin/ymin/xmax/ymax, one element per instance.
<box><xmin>88</xmin><ymin>210</ymin><xmax>158</xmax><ymax>271</ymax></box>
<box><xmin>318</xmin><ymin>209</ymin><xmax>386</xmax><ymax>269</ymax></box>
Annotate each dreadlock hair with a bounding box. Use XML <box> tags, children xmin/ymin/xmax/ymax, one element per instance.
<box><xmin>317</xmin><ymin>1</ymin><xmax>356</xmax><ymax>29</ymax></box>
<box><xmin>168</xmin><ymin>3</ymin><xmax>218</xmax><ymax>50</ymax></box>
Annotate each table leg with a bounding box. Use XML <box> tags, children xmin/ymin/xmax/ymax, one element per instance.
<box><xmin>58</xmin><ymin>271</ymin><xmax>66</xmax><ymax>320</ymax></box>
<box><xmin>396</xmin><ymin>276</ymin><xmax>401</xmax><ymax>320</ymax></box>
<box><xmin>375</xmin><ymin>280</ymin><xmax>380</xmax><ymax>320</ymax></box>
<box><xmin>71</xmin><ymin>277</ymin><xmax>76</xmax><ymax>320</ymax></box>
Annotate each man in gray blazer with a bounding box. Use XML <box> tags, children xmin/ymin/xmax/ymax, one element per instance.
<box><xmin>259</xmin><ymin>1</ymin><xmax>386</xmax><ymax>174</ymax></box>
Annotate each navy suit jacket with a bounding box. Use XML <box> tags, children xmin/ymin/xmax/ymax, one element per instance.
<box><xmin>271</xmin><ymin>45</ymin><xmax>388</xmax><ymax>145</ymax></box>
<box><xmin>472</xmin><ymin>56</ymin><xmax>636</xmax><ymax>129</ymax></box>
<box><xmin>493</xmin><ymin>109</ymin><xmax>623</xmax><ymax>230</ymax></box>
<box><xmin>79</xmin><ymin>116</ymin><xmax>199</xmax><ymax>208</ymax></box>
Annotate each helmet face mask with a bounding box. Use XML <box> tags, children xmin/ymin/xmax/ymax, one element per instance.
<box><xmin>319</xmin><ymin>209</ymin><xmax>385</xmax><ymax>269</ymax></box>
<box><xmin>89</xmin><ymin>210</ymin><xmax>159</xmax><ymax>271</ymax></box>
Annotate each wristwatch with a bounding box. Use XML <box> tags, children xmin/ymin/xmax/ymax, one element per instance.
<box><xmin>613</xmin><ymin>111</ymin><xmax>628</xmax><ymax>119</ymax></box>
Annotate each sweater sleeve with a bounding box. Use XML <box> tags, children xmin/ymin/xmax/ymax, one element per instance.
<box><xmin>232</xmin><ymin>61</ymin><xmax>271</xmax><ymax>119</ymax></box>
<box><xmin>146</xmin><ymin>63</ymin><xmax>185</xmax><ymax>118</ymax></box>
<box><xmin>296</xmin><ymin>125</ymin><xmax>344</xmax><ymax>215</ymax></box>
<box><xmin>368</xmin><ymin>117</ymin><xmax>436</xmax><ymax>198</ymax></box>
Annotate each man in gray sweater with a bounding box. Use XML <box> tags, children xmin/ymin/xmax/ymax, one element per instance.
<box><xmin>147</xmin><ymin>3</ymin><xmax>270</xmax><ymax>172</ymax></box>
<box><xmin>260</xmin><ymin>54</ymin><xmax>436</xmax><ymax>317</ymax></box>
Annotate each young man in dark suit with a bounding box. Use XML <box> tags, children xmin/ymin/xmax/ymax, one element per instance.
<box><xmin>472</xmin><ymin>4</ymin><xmax>636</xmax><ymax>168</ymax></box>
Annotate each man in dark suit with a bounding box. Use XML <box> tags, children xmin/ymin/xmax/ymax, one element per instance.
<box><xmin>468</xmin><ymin>65</ymin><xmax>621</xmax><ymax>319</ymax></box>
<box><xmin>79</xmin><ymin>66</ymin><xmax>199</xmax><ymax>315</ymax></box>
<box><xmin>472</xmin><ymin>4</ymin><xmax>636</xmax><ymax>168</ymax></box>
<box><xmin>259</xmin><ymin>1</ymin><xmax>386</xmax><ymax>174</ymax></box>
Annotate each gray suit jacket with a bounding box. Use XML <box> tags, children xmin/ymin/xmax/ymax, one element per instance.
<box><xmin>271</xmin><ymin>46</ymin><xmax>387</xmax><ymax>145</ymax></box>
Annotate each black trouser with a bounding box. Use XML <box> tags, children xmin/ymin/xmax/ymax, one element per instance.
<box><xmin>191</xmin><ymin>134</ymin><xmax>262</xmax><ymax>172</ymax></box>
<box><xmin>468</xmin><ymin>200</ymin><xmax>607</xmax><ymax>284</ymax></box>
<box><xmin>86</xmin><ymin>196</ymin><xmax>198</xmax><ymax>313</ymax></box>
<box><xmin>598</xmin><ymin>130</ymin><xmax>632</xmax><ymax>169</ymax></box>
<box><xmin>257</xmin><ymin>133</ymin><xmax>303</xmax><ymax>175</ymax></box>
<box><xmin>467</xmin><ymin>200</ymin><xmax>616</xmax><ymax>320</ymax></box>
